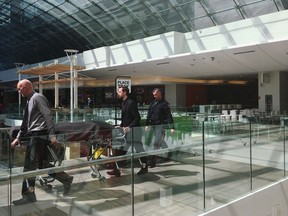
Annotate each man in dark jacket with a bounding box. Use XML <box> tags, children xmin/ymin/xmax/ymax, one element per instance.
<box><xmin>107</xmin><ymin>86</ymin><xmax>148</xmax><ymax>176</ymax></box>
<box><xmin>145</xmin><ymin>88</ymin><xmax>175</xmax><ymax>168</ymax></box>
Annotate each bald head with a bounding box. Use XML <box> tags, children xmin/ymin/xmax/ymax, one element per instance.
<box><xmin>17</xmin><ymin>79</ymin><xmax>33</xmax><ymax>97</ymax></box>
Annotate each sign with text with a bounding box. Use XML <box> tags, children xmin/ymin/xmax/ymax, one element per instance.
<box><xmin>115</xmin><ymin>76</ymin><xmax>131</xmax><ymax>92</ymax></box>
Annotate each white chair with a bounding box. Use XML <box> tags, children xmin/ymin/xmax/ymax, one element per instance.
<box><xmin>230</xmin><ymin>110</ymin><xmax>237</xmax><ymax>121</ymax></box>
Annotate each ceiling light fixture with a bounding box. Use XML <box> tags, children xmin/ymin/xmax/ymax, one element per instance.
<box><xmin>156</xmin><ymin>62</ymin><xmax>170</xmax><ymax>65</ymax></box>
<box><xmin>227</xmin><ymin>80</ymin><xmax>248</xmax><ymax>85</ymax></box>
<box><xmin>233</xmin><ymin>50</ymin><xmax>255</xmax><ymax>55</ymax></box>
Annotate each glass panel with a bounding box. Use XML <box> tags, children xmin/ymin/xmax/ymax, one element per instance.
<box><xmin>173</xmin><ymin>0</ymin><xmax>197</xmax><ymax>4</ymax></box>
<box><xmin>137</xmin><ymin>118</ymin><xmax>204</xmax><ymax>215</ymax></box>
<box><xmin>58</xmin><ymin>1</ymin><xmax>78</xmax><ymax>14</ymax></box>
<box><xmin>128</xmin><ymin>3</ymin><xmax>152</xmax><ymax>18</ymax></box>
<box><xmin>8</xmin><ymin>124</ymin><xmax>133</xmax><ymax>215</ymax></box>
<box><xmin>49</xmin><ymin>0</ymin><xmax>65</xmax><ymax>6</ymax></box>
<box><xmin>72</xmin><ymin>0</ymin><xmax>92</xmax><ymax>9</ymax></box>
<box><xmin>241</xmin><ymin>1</ymin><xmax>279</xmax><ymax>17</ymax></box>
<box><xmin>84</xmin><ymin>4</ymin><xmax>104</xmax><ymax>16</ymax></box>
<box><xmin>179</xmin><ymin>1</ymin><xmax>206</xmax><ymax>19</ymax></box>
<box><xmin>49</xmin><ymin>6</ymin><xmax>66</xmax><ymax>18</ymax></box>
<box><xmin>142</xmin><ymin>16</ymin><xmax>164</xmax><ymax>31</ymax></box>
<box><xmin>250</xmin><ymin>116</ymin><xmax>284</xmax><ymax>190</ymax></box>
<box><xmin>0</xmin><ymin>130</ymin><xmax>10</xmax><ymax>167</ymax></box>
<box><xmin>147</xmin><ymin>0</ymin><xmax>172</xmax><ymax>12</ymax></box>
<box><xmin>71</xmin><ymin>11</ymin><xmax>92</xmax><ymax>23</ymax></box>
<box><xmin>130</xmin><ymin>32</ymin><xmax>148</xmax><ymax>40</ymax></box>
<box><xmin>203</xmin><ymin>117</ymin><xmax>251</xmax><ymax>210</ymax></box>
<box><xmin>202</xmin><ymin>0</ymin><xmax>236</xmax><ymax>13</ymax></box>
<box><xmin>34</xmin><ymin>0</ymin><xmax>54</xmax><ymax>11</ymax></box>
<box><xmin>97</xmin><ymin>15</ymin><xmax>119</xmax><ymax>30</ymax></box>
<box><xmin>212</xmin><ymin>8</ymin><xmax>243</xmax><ymax>25</ymax></box>
<box><xmin>75</xmin><ymin>25</ymin><xmax>92</xmax><ymax>36</ymax></box>
<box><xmin>190</xmin><ymin>16</ymin><xmax>215</xmax><ymax>30</ymax></box>
<box><xmin>158</xmin><ymin>9</ymin><xmax>183</xmax><ymax>25</ymax></box>
<box><xmin>0</xmin><ymin>137</ymin><xmax>10</xmax><ymax>209</ymax></box>
<box><xmin>125</xmin><ymin>20</ymin><xmax>145</xmax><ymax>34</ymax></box>
<box><xmin>113</xmin><ymin>26</ymin><xmax>131</xmax><ymax>39</ymax></box>
<box><xmin>25</xmin><ymin>4</ymin><xmax>40</xmax><ymax>19</ymax></box>
<box><xmin>96</xmin><ymin>30</ymin><xmax>115</xmax><ymax>42</ymax></box>
<box><xmin>166</xmin><ymin>23</ymin><xmax>188</xmax><ymax>32</ymax></box>
<box><xmin>62</xmin><ymin>16</ymin><xmax>80</xmax><ymax>28</ymax></box>
<box><xmin>239</xmin><ymin>0</ymin><xmax>272</xmax><ymax>4</ymax></box>
<box><xmin>86</xmin><ymin>20</ymin><xmax>104</xmax><ymax>32</ymax></box>
<box><xmin>3</xmin><ymin>108</ymin><xmax>288</xmax><ymax>214</ymax></box>
<box><xmin>112</xmin><ymin>8</ymin><xmax>134</xmax><ymax>24</ymax></box>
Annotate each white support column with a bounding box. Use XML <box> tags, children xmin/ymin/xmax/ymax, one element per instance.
<box><xmin>14</xmin><ymin>63</ymin><xmax>25</xmax><ymax>115</ymax></box>
<box><xmin>165</xmin><ymin>84</ymin><xmax>186</xmax><ymax>107</ymax></box>
<box><xmin>39</xmin><ymin>75</ymin><xmax>43</xmax><ymax>95</ymax></box>
<box><xmin>55</xmin><ymin>72</ymin><xmax>59</xmax><ymax>108</ymax></box>
<box><xmin>18</xmin><ymin>73</ymin><xmax>21</xmax><ymax>110</ymax></box>
<box><xmin>64</xmin><ymin>49</ymin><xmax>79</xmax><ymax>122</ymax></box>
<box><xmin>258</xmin><ymin>72</ymin><xmax>280</xmax><ymax>113</ymax></box>
<box><xmin>74</xmin><ymin>56</ymin><xmax>78</xmax><ymax>109</ymax></box>
<box><xmin>55</xmin><ymin>72</ymin><xmax>59</xmax><ymax>123</ymax></box>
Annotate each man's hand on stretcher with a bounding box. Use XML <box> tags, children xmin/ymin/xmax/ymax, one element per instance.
<box><xmin>50</xmin><ymin>136</ymin><xmax>59</xmax><ymax>145</ymax></box>
<box><xmin>11</xmin><ymin>136</ymin><xmax>60</xmax><ymax>149</ymax></box>
<box><xmin>115</xmin><ymin>125</ymin><xmax>130</xmax><ymax>134</ymax></box>
<box><xmin>145</xmin><ymin>126</ymin><xmax>175</xmax><ymax>135</ymax></box>
<box><xmin>11</xmin><ymin>138</ymin><xmax>20</xmax><ymax>149</ymax></box>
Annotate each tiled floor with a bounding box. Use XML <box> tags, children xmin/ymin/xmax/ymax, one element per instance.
<box><xmin>0</xmin><ymin>126</ymin><xmax>286</xmax><ymax>216</ymax></box>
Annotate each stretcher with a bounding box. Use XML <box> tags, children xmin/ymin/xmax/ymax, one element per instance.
<box><xmin>9</xmin><ymin>121</ymin><xmax>126</xmax><ymax>185</ymax></box>
<box><xmin>60</xmin><ymin>121</ymin><xmax>125</xmax><ymax>180</ymax></box>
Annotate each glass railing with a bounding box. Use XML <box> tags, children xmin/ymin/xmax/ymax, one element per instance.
<box><xmin>1</xmin><ymin>113</ymin><xmax>288</xmax><ymax>215</ymax></box>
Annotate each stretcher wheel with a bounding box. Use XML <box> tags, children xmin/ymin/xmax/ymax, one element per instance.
<box><xmin>39</xmin><ymin>178</ymin><xmax>45</xmax><ymax>186</ymax></box>
<box><xmin>91</xmin><ymin>172</ymin><xmax>99</xmax><ymax>178</ymax></box>
<box><xmin>99</xmin><ymin>176</ymin><xmax>106</xmax><ymax>182</ymax></box>
<box><xmin>46</xmin><ymin>184</ymin><xmax>53</xmax><ymax>193</ymax></box>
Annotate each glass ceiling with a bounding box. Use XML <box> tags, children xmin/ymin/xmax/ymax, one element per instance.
<box><xmin>0</xmin><ymin>0</ymin><xmax>287</xmax><ymax>71</ymax></box>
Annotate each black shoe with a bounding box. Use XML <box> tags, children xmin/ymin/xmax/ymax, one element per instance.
<box><xmin>12</xmin><ymin>193</ymin><xmax>37</xmax><ymax>205</ymax></box>
<box><xmin>137</xmin><ymin>166</ymin><xmax>148</xmax><ymax>175</ymax></box>
<box><xmin>149</xmin><ymin>162</ymin><xmax>156</xmax><ymax>168</ymax></box>
<box><xmin>63</xmin><ymin>176</ymin><xmax>73</xmax><ymax>196</ymax></box>
<box><xmin>149</xmin><ymin>156</ymin><xmax>157</xmax><ymax>168</ymax></box>
<box><xmin>118</xmin><ymin>160</ymin><xmax>127</xmax><ymax>168</ymax></box>
<box><xmin>107</xmin><ymin>169</ymin><xmax>121</xmax><ymax>177</ymax></box>
<box><xmin>164</xmin><ymin>157</ymin><xmax>171</xmax><ymax>162</ymax></box>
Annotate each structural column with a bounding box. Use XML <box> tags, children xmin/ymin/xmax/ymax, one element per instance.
<box><xmin>64</xmin><ymin>49</ymin><xmax>79</xmax><ymax>122</ymax></box>
<box><xmin>164</xmin><ymin>84</ymin><xmax>186</xmax><ymax>107</ymax></box>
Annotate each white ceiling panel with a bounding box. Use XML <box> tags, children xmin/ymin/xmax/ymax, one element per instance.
<box><xmin>80</xmin><ymin>39</ymin><xmax>288</xmax><ymax>81</ymax></box>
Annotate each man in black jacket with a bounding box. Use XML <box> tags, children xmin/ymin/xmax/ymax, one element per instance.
<box><xmin>107</xmin><ymin>86</ymin><xmax>148</xmax><ymax>176</ymax></box>
<box><xmin>145</xmin><ymin>88</ymin><xmax>175</xmax><ymax>168</ymax></box>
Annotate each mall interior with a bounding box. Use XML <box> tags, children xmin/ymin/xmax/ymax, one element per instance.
<box><xmin>1</xmin><ymin>0</ymin><xmax>288</xmax><ymax>215</ymax></box>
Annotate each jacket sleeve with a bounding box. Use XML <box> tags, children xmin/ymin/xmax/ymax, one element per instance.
<box><xmin>162</xmin><ymin>101</ymin><xmax>174</xmax><ymax>129</ymax></box>
<box><xmin>146</xmin><ymin>105</ymin><xmax>152</xmax><ymax>126</ymax></box>
<box><xmin>37</xmin><ymin>95</ymin><xmax>56</xmax><ymax>138</ymax></box>
<box><xmin>17</xmin><ymin>117</ymin><xmax>27</xmax><ymax>139</ymax></box>
<box><xmin>128</xmin><ymin>100</ymin><xmax>141</xmax><ymax>128</ymax></box>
